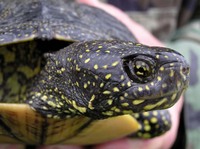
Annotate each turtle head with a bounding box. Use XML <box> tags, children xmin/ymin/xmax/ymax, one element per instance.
<box><xmin>27</xmin><ymin>40</ymin><xmax>189</xmax><ymax>119</ymax></box>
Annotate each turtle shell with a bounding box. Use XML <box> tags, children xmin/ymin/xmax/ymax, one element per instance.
<box><xmin>0</xmin><ymin>0</ymin><xmax>139</xmax><ymax>145</ymax></box>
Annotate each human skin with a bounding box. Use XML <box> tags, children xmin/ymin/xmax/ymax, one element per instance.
<box><xmin>0</xmin><ymin>0</ymin><xmax>183</xmax><ymax>149</ymax></box>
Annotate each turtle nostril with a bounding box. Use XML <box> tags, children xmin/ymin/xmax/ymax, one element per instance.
<box><xmin>182</xmin><ymin>66</ymin><xmax>190</xmax><ymax>75</ymax></box>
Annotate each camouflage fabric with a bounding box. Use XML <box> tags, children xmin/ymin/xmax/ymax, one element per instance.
<box><xmin>99</xmin><ymin>0</ymin><xmax>200</xmax><ymax>148</ymax></box>
<box><xmin>100</xmin><ymin>0</ymin><xmax>182</xmax><ymax>40</ymax></box>
<box><xmin>167</xmin><ymin>20</ymin><xmax>200</xmax><ymax>149</ymax></box>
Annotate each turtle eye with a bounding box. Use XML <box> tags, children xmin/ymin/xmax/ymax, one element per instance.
<box><xmin>134</xmin><ymin>60</ymin><xmax>152</xmax><ymax>78</ymax></box>
<box><xmin>124</xmin><ymin>55</ymin><xmax>156</xmax><ymax>83</ymax></box>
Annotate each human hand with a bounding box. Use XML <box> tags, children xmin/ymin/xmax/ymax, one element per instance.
<box><xmin>0</xmin><ymin>1</ymin><xmax>183</xmax><ymax>149</ymax></box>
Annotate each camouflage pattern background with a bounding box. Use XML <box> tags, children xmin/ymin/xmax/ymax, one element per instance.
<box><xmin>99</xmin><ymin>0</ymin><xmax>200</xmax><ymax>148</ymax></box>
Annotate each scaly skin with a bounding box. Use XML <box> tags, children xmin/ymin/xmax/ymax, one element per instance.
<box><xmin>0</xmin><ymin>0</ymin><xmax>190</xmax><ymax>144</ymax></box>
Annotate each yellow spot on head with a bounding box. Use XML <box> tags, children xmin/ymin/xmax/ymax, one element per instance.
<box><xmin>42</xmin><ymin>106</ymin><xmax>48</xmax><ymax>110</ymax></box>
<box><xmin>102</xmin><ymin>111</ymin><xmax>113</xmax><ymax>116</ymax></box>
<box><xmin>120</xmin><ymin>75</ymin><xmax>125</xmax><ymax>80</ymax></box>
<box><xmin>145</xmin><ymin>85</ymin><xmax>150</xmax><ymax>90</ymax></box>
<box><xmin>124</xmin><ymin>92</ymin><xmax>128</xmax><ymax>97</ymax></box>
<box><xmin>72</xmin><ymin>100</ymin><xmax>86</xmax><ymax>113</ymax></box>
<box><xmin>164</xmin><ymin>120</ymin><xmax>169</xmax><ymax>125</ymax></box>
<box><xmin>150</xmin><ymin>117</ymin><xmax>158</xmax><ymax>123</ymax></box>
<box><xmin>152</xmin><ymin>111</ymin><xmax>158</xmax><ymax>116</ymax></box>
<box><xmin>88</xmin><ymin>95</ymin><xmax>95</xmax><ymax>109</ymax></box>
<box><xmin>94</xmin><ymin>75</ymin><xmax>98</xmax><ymax>80</ymax></box>
<box><xmin>100</xmin><ymin>83</ymin><xmax>104</xmax><ymax>88</ymax></box>
<box><xmin>120</xmin><ymin>96</ymin><xmax>125</xmax><ymax>100</ymax></box>
<box><xmin>127</xmin><ymin>81</ymin><xmax>131</xmax><ymax>87</ymax></box>
<box><xmin>162</xmin><ymin>116</ymin><xmax>166</xmax><ymax>121</ymax></box>
<box><xmin>67</xmin><ymin>58</ymin><xmax>71</xmax><ymax>62</ymax></box>
<box><xmin>36</xmin><ymin>92</ymin><xmax>41</xmax><ymax>97</ymax></box>
<box><xmin>143</xmin><ymin>112</ymin><xmax>149</xmax><ymax>117</ymax></box>
<box><xmin>144</xmin><ymin>120</ymin><xmax>149</xmax><ymax>125</ymax></box>
<box><xmin>47</xmin><ymin>101</ymin><xmax>56</xmax><ymax>107</ymax></box>
<box><xmin>107</xmin><ymin>99</ymin><xmax>113</xmax><ymax>105</ymax></box>
<box><xmin>159</xmin><ymin>66</ymin><xmax>164</xmax><ymax>71</ymax></box>
<box><xmin>86</xmin><ymin>49</ymin><xmax>90</xmax><ymax>52</ymax></box>
<box><xmin>76</xmin><ymin>81</ymin><xmax>79</xmax><ymax>87</ymax></box>
<box><xmin>41</xmin><ymin>95</ymin><xmax>48</xmax><ymax>101</ymax></box>
<box><xmin>122</xmin><ymin>103</ymin><xmax>129</xmax><ymax>107</ymax></box>
<box><xmin>76</xmin><ymin>65</ymin><xmax>81</xmax><ymax>71</ymax></box>
<box><xmin>144</xmin><ymin>104</ymin><xmax>157</xmax><ymax>110</ymax></box>
<box><xmin>103</xmin><ymin>65</ymin><xmax>108</xmax><ymax>69</ymax></box>
<box><xmin>114</xmin><ymin>108</ymin><xmax>121</xmax><ymax>112</ymax></box>
<box><xmin>138</xmin><ymin>87</ymin><xmax>143</xmax><ymax>92</ymax></box>
<box><xmin>56</xmin><ymin>70</ymin><xmax>62</xmax><ymax>74</ymax></box>
<box><xmin>122</xmin><ymin>110</ymin><xmax>133</xmax><ymax>114</ymax></box>
<box><xmin>98</xmin><ymin>45</ymin><xmax>103</xmax><ymax>48</ymax></box>
<box><xmin>157</xmin><ymin>76</ymin><xmax>162</xmax><ymax>81</ymax></box>
<box><xmin>132</xmin><ymin>99</ymin><xmax>145</xmax><ymax>105</ymax></box>
<box><xmin>84</xmin><ymin>58</ymin><xmax>90</xmax><ymax>63</ymax></box>
<box><xmin>142</xmin><ymin>133</ymin><xmax>151</xmax><ymax>138</ymax></box>
<box><xmin>94</xmin><ymin>64</ymin><xmax>98</xmax><ymax>69</ymax></box>
<box><xmin>112</xmin><ymin>61</ymin><xmax>119</xmax><ymax>67</ymax></box>
<box><xmin>171</xmin><ymin>93</ymin><xmax>177</xmax><ymax>101</ymax></box>
<box><xmin>144</xmin><ymin>125</ymin><xmax>151</xmax><ymax>131</ymax></box>
<box><xmin>164</xmin><ymin>55</ymin><xmax>169</xmax><ymax>59</ymax></box>
<box><xmin>133</xmin><ymin>113</ymin><xmax>139</xmax><ymax>118</ymax></box>
<box><xmin>148</xmin><ymin>98</ymin><xmax>167</xmax><ymax>110</ymax></box>
<box><xmin>84</xmin><ymin>83</ymin><xmax>88</xmax><ymax>89</ymax></box>
<box><xmin>61</xmin><ymin>95</ymin><xmax>65</xmax><ymax>99</ymax></box>
<box><xmin>162</xmin><ymin>83</ymin><xmax>167</xmax><ymax>88</ymax></box>
<box><xmin>136</xmin><ymin>43</ymin><xmax>141</xmax><ymax>46</ymax></box>
<box><xmin>61</xmin><ymin>68</ymin><xmax>65</xmax><ymax>72</ymax></box>
<box><xmin>105</xmin><ymin>74</ymin><xmax>112</xmax><ymax>79</ymax></box>
<box><xmin>47</xmin><ymin>114</ymin><xmax>53</xmax><ymax>118</ymax></box>
<box><xmin>113</xmin><ymin>87</ymin><xmax>120</xmax><ymax>92</ymax></box>
<box><xmin>103</xmin><ymin>90</ymin><xmax>111</xmax><ymax>94</ymax></box>
<box><xmin>169</xmin><ymin>70</ymin><xmax>174</xmax><ymax>77</ymax></box>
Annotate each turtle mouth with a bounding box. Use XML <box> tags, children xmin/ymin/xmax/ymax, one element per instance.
<box><xmin>117</xmin><ymin>89</ymin><xmax>184</xmax><ymax>114</ymax></box>
<box><xmin>138</xmin><ymin>90</ymin><xmax>183</xmax><ymax>111</ymax></box>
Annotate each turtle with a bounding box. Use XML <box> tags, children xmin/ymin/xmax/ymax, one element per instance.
<box><xmin>0</xmin><ymin>0</ymin><xmax>190</xmax><ymax>145</ymax></box>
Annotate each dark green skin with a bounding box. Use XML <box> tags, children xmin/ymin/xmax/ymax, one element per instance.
<box><xmin>0</xmin><ymin>0</ymin><xmax>190</xmax><ymax>139</ymax></box>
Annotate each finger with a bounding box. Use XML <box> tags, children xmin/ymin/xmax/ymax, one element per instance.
<box><xmin>92</xmin><ymin>138</ymin><xmax>162</xmax><ymax>149</ymax></box>
<box><xmin>0</xmin><ymin>144</ymin><xmax>25</xmax><ymax>149</ymax></box>
<box><xmin>37</xmin><ymin>145</ymin><xmax>84</xmax><ymax>149</ymax></box>
<box><xmin>92</xmin><ymin>138</ymin><xmax>132</xmax><ymax>149</ymax></box>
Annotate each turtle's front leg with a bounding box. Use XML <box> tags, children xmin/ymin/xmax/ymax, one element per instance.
<box><xmin>129</xmin><ymin>110</ymin><xmax>171</xmax><ymax>138</ymax></box>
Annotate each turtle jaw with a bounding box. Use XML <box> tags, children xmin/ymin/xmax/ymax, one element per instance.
<box><xmin>118</xmin><ymin>90</ymin><xmax>183</xmax><ymax>114</ymax></box>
